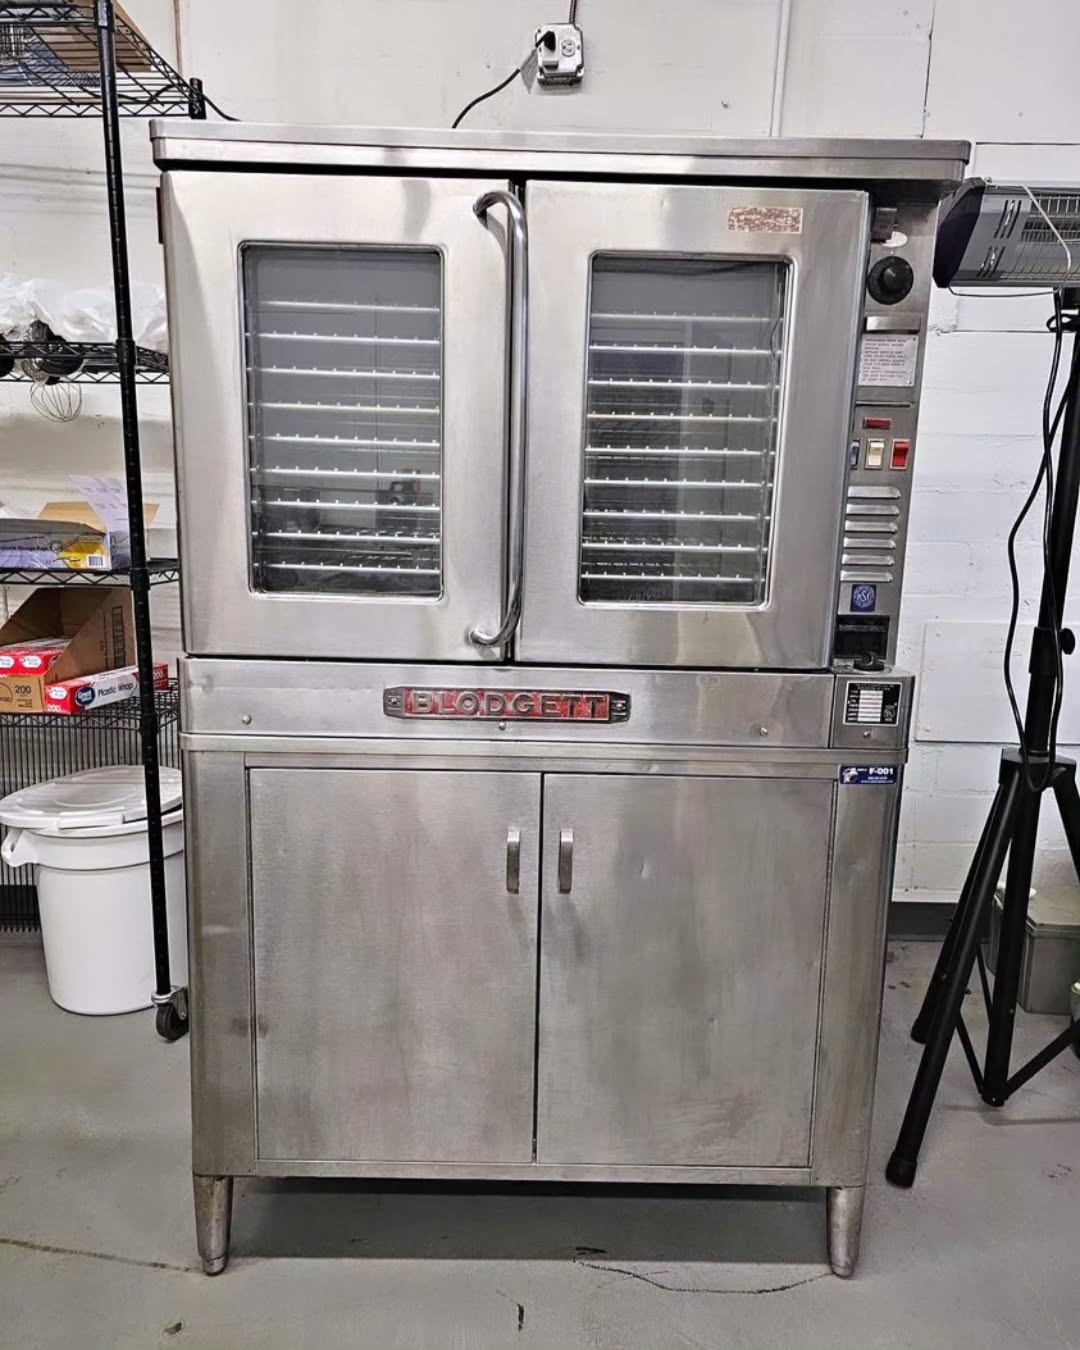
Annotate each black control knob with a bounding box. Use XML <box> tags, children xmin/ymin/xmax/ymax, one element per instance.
<box><xmin>867</xmin><ymin>255</ymin><xmax>915</xmax><ymax>306</ymax></box>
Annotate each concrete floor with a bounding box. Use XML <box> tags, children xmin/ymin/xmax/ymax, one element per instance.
<box><xmin>1</xmin><ymin>937</ymin><xmax>1078</xmax><ymax>1350</ymax></box>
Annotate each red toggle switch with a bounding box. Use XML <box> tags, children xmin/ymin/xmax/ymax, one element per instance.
<box><xmin>891</xmin><ymin>439</ymin><xmax>911</xmax><ymax>470</ymax></box>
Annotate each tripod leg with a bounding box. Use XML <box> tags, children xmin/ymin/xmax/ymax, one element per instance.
<box><xmin>982</xmin><ymin>786</ymin><xmax>1042</xmax><ymax>1105</ymax></box>
<box><xmin>886</xmin><ymin>768</ymin><xmax>1020</xmax><ymax>1188</ymax></box>
<box><xmin>1052</xmin><ymin>768</ymin><xmax>1080</xmax><ymax>881</ymax></box>
<box><xmin>911</xmin><ymin>777</ymin><xmax>1005</xmax><ymax>1043</ymax></box>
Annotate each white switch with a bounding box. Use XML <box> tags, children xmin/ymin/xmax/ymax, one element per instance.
<box><xmin>865</xmin><ymin>438</ymin><xmax>886</xmax><ymax>470</ymax></box>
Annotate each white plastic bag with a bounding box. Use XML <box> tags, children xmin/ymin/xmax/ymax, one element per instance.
<box><xmin>24</xmin><ymin>279</ymin><xmax>168</xmax><ymax>351</ymax></box>
<box><xmin>0</xmin><ymin>274</ymin><xmax>34</xmax><ymax>338</ymax></box>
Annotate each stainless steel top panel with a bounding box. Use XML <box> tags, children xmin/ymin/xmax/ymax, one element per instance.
<box><xmin>151</xmin><ymin>123</ymin><xmax>969</xmax><ymax>189</ymax></box>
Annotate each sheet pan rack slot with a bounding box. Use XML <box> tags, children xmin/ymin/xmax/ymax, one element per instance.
<box><xmin>256</xmin><ymin>467</ymin><xmax>441</xmax><ymax>482</ymax></box>
<box><xmin>252</xmin><ymin>332</ymin><xmax>441</xmax><ymax>347</ymax></box>
<box><xmin>252</xmin><ymin>367</ymin><xmax>441</xmax><ymax>381</ymax></box>
<box><xmin>260</xmin><ymin>300</ymin><xmax>440</xmax><ymax>315</ymax></box>
<box><xmin>259</xmin><ymin>434</ymin><xmax>440</xmax><ymax>451</ymax></box>
<box><xmin>258</xmin><ymin>401</ymin><xmax>439</xmax><ymax>415</ymax></box>
<box><xmin>260</xmin><ymin>498</ymin><xmax>441</xmax><ymax>515</ymax></box>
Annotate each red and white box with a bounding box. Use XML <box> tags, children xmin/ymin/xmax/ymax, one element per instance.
<box><xmin>44</xmin><ymin>662</ymin><xmax>168</xmax><ymax>716</ymax></box>
<box><xmin>0</xmin><ymin>637</ymin><xmax>71</xmax><ymax>675</ymax></box>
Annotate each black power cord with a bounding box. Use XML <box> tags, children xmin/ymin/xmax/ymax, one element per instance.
<box><xmin>452</xmin><ymin>37</ymin><xmax>543</xmax><ymax>129</ymax></box>
<box><xmin>1003</xmin><ymin>290</ymin><xmax>1075</xmax><ymax>792</ymax></box>
<box><xmin>452</xmin><ymin>1</ymin><xmax>581</xmax><ymax>130</ymax></box>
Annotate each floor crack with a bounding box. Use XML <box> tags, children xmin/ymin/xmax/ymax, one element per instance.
<box><xmin>574</xmin><ymin>1259</ymin><xmax>830</xmax><ymax>1296</ymax></box>
<box><xmin>0</xmin><ymin>1235</ymin><xmax>199</xmax><ymax>1274</ymax></box>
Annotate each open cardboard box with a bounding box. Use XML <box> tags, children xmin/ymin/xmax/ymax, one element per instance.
<box><xmin>0</xmin><ymin>588</ymin><xmax>134</xmax><ymax>713</ymax></box>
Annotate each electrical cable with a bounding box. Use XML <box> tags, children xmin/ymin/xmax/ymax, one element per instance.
<box><xmin>1002</xmin><ymin>289</ymin><xmax>1073</xmax><ymax>792</ymax></box>
<box><xmin>201</xmin><ymin>90</ymin><xmax>237</xmax><ymax>121</ymax></box>
<box><xmin>451</xmin><ymin>38</ymin><xmax>541</xmax><ymax>130</ymax></box>
<box><xmin>569</xmin><ymin>0</ymin><xmax>579</xmax><ymax>20</ymax></box>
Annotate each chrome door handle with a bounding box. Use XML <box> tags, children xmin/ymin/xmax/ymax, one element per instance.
<box><xmin>469</xmin><ymin>189</ymin><xmax>529</xmax><ymax>651</ymax></box>
<box><xmin>558</xmin><ymin>828</ymin><xmax>574</xmax><ymax>893</ymax></box>
<box><xmin>506</xmin><ymin>827</ymin><xmax>521</xmax><ymax>894</ymax></box>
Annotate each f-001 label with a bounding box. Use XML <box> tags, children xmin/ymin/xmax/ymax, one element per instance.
<box><xmin>383</xmin><ymin>687</ymin><xmax>631</xmax><ymax>723</ymax></box>
<box><xmin>839</xmin><ymin>765</ymin><xmax>898</xmax><ymax>786</ymax></box>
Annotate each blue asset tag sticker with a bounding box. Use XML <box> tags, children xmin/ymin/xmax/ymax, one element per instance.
<box><xmin>851</xmin><ymin>583</ymin><xmax>877</xmax><ymax>613</ymax></box>
<box><xmin>839</xmin><ymin>765</ymin><xmax>898</xmax><ymax>786</ymax></box>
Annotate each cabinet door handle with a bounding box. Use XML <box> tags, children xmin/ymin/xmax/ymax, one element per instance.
<box><xmin>505</xmin><ymin>828</ymin><xmax>522</xmax><ymax>894</ymax></box>
<box><xmin>558</xmin><ymin>828</ymin><xmax>574</xmax><ymax>893</ymax></box>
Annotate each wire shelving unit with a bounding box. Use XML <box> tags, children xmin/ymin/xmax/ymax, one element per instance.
<box><xmin>0</xmin><ymin>0</ymin><xmax>223</xmax><ymax>1039</ymax></box>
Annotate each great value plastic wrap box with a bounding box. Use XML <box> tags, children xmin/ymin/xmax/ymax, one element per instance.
<box><xmin>0</xmin><ymin>588</ymin><xmax>134</xmax><ymax>713</ymax></box>
<box><xmin>44</xmin><ymin>661</ymin><xmax>168</xmax><ymax>715</ymax></box>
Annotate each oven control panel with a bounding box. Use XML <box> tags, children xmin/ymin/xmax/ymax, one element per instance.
<box><xmin>835</xmin><ymin>400</ymin><xmax>917</xmax><ymax>663</ymax></box>
<box><xmin>833</xmin><ymin>197</ymin><xmax>936</xmax><ymax>665</ymax></box>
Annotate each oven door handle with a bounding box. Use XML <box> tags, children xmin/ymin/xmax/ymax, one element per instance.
<box><xmin>469</xmin><ymin>189</ymin><xmax>529</xmax><ymax>650</ymax></box>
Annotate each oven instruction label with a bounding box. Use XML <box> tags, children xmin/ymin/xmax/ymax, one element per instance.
<box><xmin>839</xmin><ymin>765</ymin><xmax>898</xmax><ymax>786</ymax></box>
<box><xmin>844</xmin><ymin>681</ymin><xmax>901</xmax><ymax>726</ymax></box>
<box><xmin>858</xmin><ymin>334</ymin><xmax>918</xmax><ymax>387</ymax></box>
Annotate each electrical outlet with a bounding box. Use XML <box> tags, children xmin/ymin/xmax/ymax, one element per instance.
<box><xmin>534</xmin><ymin>23</ymin><xmax>584</xmax><ymax>87</ymax></box>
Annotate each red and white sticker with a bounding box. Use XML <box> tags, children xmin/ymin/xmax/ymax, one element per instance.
<box><xmin>728</xmin><ymin>205</ymin><xmax>804</xmax><ymax>235</ymax></box>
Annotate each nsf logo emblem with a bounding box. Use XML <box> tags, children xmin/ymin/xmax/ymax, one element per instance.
<box><xmin>851</xmin><ymin>584</ymin><xmax>877</xmax><ymax>613</ymax></box>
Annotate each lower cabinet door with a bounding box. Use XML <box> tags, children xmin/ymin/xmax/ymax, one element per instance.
<box><xmin>250</xmin><ymin>768</ymin><xmax>540</xmax><ymax>1163</ymax></box>
<box><xmin>538</xmin><ymin>774</ymin><xmax>833</xmax><ymax>1167</ymax></box>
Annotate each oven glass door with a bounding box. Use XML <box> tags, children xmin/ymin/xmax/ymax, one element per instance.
<box><xmin>518</xmin><ymin>182</ymin><xmax>869</xmax><ymax>668</ymax></box>
<box><xmin>162</xmin><ymin>173</ymin><xmax>511</xmax><ymax>661</ymax></box>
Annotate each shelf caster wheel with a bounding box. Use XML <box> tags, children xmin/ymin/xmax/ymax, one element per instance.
<box><xmin>155</xmin><ymin>1002</ymin><xmax>188</xmax><ymax>1041</ymax></box>
<box><xmin>152</xmin><ymin>988</ymin><xmax>189</xmax><ymax>1042</ymax></box>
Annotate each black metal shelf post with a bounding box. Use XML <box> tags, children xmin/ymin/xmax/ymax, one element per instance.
<box><xmin>0</xmin><ymin>0</ymin><xmax>219</xmax><ymax>1040</ymax></box>
<box><xmin>95</xmin><ymin>0</ymin><xmax>180</xmax><ymax>1040</ymax></box>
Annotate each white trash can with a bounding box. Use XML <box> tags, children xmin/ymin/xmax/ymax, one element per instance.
<box><xmin>0</xmin><ymin>766</ymin><xmax>187</xmax><ymax>1015</ymax></box>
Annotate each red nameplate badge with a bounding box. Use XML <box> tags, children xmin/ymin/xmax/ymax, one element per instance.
<box><xmin>383</xmin><ymin>687</ymin><xmax>631</xmax><ymax>723</ymax></box>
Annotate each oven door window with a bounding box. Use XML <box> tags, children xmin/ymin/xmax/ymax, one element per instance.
<box><xmin>580</xmin><ymin>254</ymin><xmax>786</xmax><ymax>607</ymax></box>
<box><xmin>243</xmin><ymin>244</ymin><xmax>443</xmax><ymax>598</ymax></box>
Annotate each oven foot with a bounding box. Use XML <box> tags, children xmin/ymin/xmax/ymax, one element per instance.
<box><xmin>826</xmin><ymin>1184</ymin><xmax>864</xmax><ymax>1278</ymax></box>
<box><xmin>193</xmin><ymin>1173</ymin><xmax>233</xmax><ymax>1275</ymax></box>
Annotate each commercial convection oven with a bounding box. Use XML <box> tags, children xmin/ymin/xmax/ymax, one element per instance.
<box><xmin>153</xmin><ymin>124</ymin><xmax>968</xmax><ymax>1276</ymax></box>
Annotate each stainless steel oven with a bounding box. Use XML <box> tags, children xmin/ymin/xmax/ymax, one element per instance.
<box><xmin>155</xmin><ymin>124</ymin><xmax>968</xmax><ymax>1278</ymax></box>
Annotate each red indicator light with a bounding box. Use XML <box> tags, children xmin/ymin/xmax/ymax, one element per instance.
<box><xmin>863</xmin><ymin>416</ymin><xmax>892</xmax><ymax>430</ymax></box>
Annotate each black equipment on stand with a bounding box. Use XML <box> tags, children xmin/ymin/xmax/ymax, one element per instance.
<box><xmin>888</xmin><ymin>180</ymin><xmax>1080</xmax><ymax>1186</ymax></box>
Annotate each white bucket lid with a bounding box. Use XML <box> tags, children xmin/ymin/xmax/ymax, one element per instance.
<box><xmin>0</xmin><ymin>766</ymin><xmax>182</xmax><ymax>832</ymax></box>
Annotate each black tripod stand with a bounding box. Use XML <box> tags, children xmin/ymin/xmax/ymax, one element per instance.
<box><xmin>888</xmin><ymin>290</ymin><xmax>1080</xmax><ymax>1188</ymax></box>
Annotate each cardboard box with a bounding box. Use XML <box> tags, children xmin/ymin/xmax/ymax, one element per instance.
<box><xmin>0</xmin><ymin>516</ymin><xmax>117</xmax><ymax>571</ymax></box>
<box><xmin>44</xmin><ymin>662</ymin><xmax>168</xmax><ymax>716</ymax></box>
<box><xmin>0</xmin><ymin>589</ymin><xmax>134</xmax><ymax>713</ymax></box>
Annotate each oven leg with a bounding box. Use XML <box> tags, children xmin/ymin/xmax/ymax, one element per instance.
<box><xmin>193</xmin><ymin>1174</ymin><xmax>233</xmax><ymax>1275</ymax></box>
<box><xmin>826</xmin><ymin>1185</ymin><xmax>864</xmax><ymax>1278</ymax></box>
